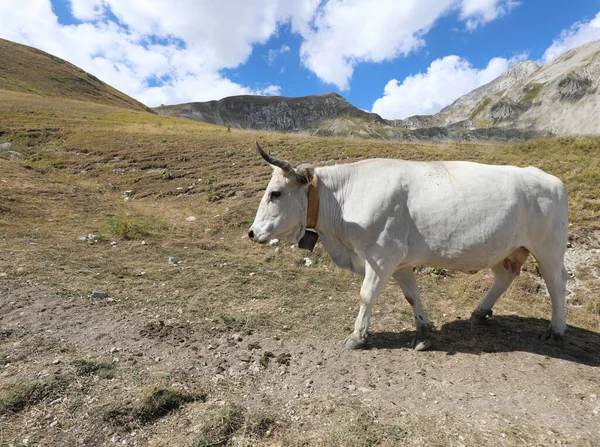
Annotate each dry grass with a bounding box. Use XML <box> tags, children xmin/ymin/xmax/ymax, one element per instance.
<box><xmin>0</xmin><ymin>378</ymin><xmax>68</xmax><ymax>415</ymax></box>
<box><xmin>1</xmin><ymin>88</ymin><xmax>599</xmax><ymax>445</ymax></box>
<box><xmin>2</xmin><ymin>89</ymin><xmax>598</xmax><ymax>339</ymax></box>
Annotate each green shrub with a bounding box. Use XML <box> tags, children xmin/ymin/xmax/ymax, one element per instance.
<box><xmin>105</xmin><ymin>216</ymin><xmax>152</xmax><ymax>240</ymax></box>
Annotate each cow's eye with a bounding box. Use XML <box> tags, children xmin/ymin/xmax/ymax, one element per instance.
<box><xmin>270</xmin><ymin>191</ymin><xmax>281</xmax><ymax>200</ymax></box>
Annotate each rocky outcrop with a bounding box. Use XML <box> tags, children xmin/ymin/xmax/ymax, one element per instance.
<box><xmin>558</xmin><ymin>75</ymin><xmax>595</xmax><ymax>102</ymax></box>
<box><xmin>433</xmin><ymin>39</ymin><xmax>600</xmax><ymax>135</ymax></box>
<box><xmin>155</xmin><ymin>93</ymin><xmax>386</xmax><ymax>132</ymax></box>
<box><xmin>490</xmin><ymin>101</ymin><xmax>531</xmax><ymax>124</ymax></box>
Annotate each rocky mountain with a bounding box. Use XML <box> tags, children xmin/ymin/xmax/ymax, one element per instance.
<box><xmin>157</xmin><ymin>39</ymin><xmax>600</xmax><ymax>138</ymax></box>
<box><xmin>0</xmin><ymin>38</ymin><xmax>153</xmax><ymax>113</ymax></box>
<box><xmin>154</xmin><ymin>92</ymin><xmax>386</xmax><ymax>132</ymax></box>
<box><xmin>154</xmin><ymin>92</ymin><xmax>538</xmax><ymax>141</ymax></box>
<box><xmin>403</xmin><ymin>39</ymin><xmax>600</xmax><ymax>135</ymax></box>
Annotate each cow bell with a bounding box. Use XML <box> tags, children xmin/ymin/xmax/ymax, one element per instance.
<box><xmin>298</xmin><ymin>230</ymin><xmax>319</xmax><ymax>251</ymax></box>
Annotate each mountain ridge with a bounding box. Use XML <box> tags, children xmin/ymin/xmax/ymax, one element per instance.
<box><xmin>0</xmin><ymin>38</ymin><xmax>154</xmax><ymax>114</ymax></box>
<box><xmin>156</xmin><ymin>39</ymin><xmax>600</xmax><ymax>138</ymax></box>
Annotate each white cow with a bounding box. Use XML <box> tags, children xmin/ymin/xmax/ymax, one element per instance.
<box><xmin>248</xmin><ymin>142</ymin><xmax>568</xmax><ymax>350</ymax></box>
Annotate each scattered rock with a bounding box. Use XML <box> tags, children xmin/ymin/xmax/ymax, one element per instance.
<box><xmin>238</xmin><ymin>354</ymin><xmax>252</xmax><ymax>362</ymax></box>
<box><xmin>0</xmin><ymin>330</ymin><xmax>12</xmax><ymax>340</ymax></box>
<box><xmin>268</xmin><ymin>239</ymin><xmax>279</xmax><ymax>246</ymax></box>
<box><xmin>231</xmin><ymin>333</ymin><xmax>243</xmax><ymax>342</ymax></box>
<box><xmin>7</xmin><ymin>151</ymin><xmax>22</xmax><ymax>158</ymax></box>
<box><xmin>186</xmin><ymin>216</ymin><xmax>197</xmax><ymax>222</ymax></box>
<box><xmin>141</xmin><ymin>240</ymin><xmax>147</xmax><ymax>245</ymax></box>
<box><xmin>110</xmin><ymin>241</ymin><xmax>117</xmax><ymax>246</ymax></box>
<box><xmin>0</xmin><ymin>142</ymin><xmax>12</xmax><ymax>150</ymax></box>
<box><xmin>168</xmin><ymin>257</ymin><xmax>179</xmax><ymax>265</ymax></box>
<box><xmin>91</xmin><ymin>291</ymin><xmax>109</xmax><ymax>299</ymax></box>
<box><xmin>303</xmin><ymin>258</ymin><xmax>313</xmax><ymax>267</ymax></box>
<box><xmin>78</xmin><ymin>234</ymin><xmax>99</xmax><ymax>242</ymax></box>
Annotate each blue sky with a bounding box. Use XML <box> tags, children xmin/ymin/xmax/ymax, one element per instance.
<box><xmin>1</xmin><ymin>1</ymin><xmax>599</xmax><ymax>118</ymax></box>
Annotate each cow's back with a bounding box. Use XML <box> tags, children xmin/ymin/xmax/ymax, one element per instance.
<box><xmin>326</xmin><ymin>159</ymin><xmax>566</xmax><ymax>271</ymax></box>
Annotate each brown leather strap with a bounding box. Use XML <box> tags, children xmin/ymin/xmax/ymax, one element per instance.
<box><xmin>306</xmin><ymin>174</ymin><xmax>319</xmax><ymax>229</ymax></box>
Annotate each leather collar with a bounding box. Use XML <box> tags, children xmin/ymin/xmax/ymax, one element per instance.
<box><xmin>306</xmin><ymin>173</ymin><xmax>319</xmax><ymax>229</ymax></box>
<box><xmin>298</xmin><ymin>174</ymin><xmax>319</xmax><ymax>251</ymax></box>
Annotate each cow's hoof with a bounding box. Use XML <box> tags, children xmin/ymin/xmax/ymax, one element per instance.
<box><xmin>469</xmin><ymin>308</ymin><xmax>493</xmax><ymax>325</ymax></box>
<box><xmin>413</xmin><ymin>339</ymin><xmax>432</xmax><ymax>351</ymax></box>
<box><xmin>344</xmin><ymin>334</ymin><xmax>367</xmax><ymax>350</ymax></box>
<box><xmin>541</xmin><ymin>327</ymin><xmax>564</xmax><ymax>344</ymax></box>
<box><xmin>411</xmin><ymin>324</ymin><xmax>435</xmax><ymax>351</ymax></box>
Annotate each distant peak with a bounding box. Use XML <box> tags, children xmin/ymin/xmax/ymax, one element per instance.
<box><xmin>505</xmin><ymin>60</ymin><xmax>539</xmax><ymax>75</ymax></box>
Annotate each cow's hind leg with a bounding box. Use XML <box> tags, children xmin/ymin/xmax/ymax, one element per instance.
<box><xmin>393</xmin><ymin>268</ymin><xmax>434</xmax><ymax>351</ymax></box>
<box><xmin>470</xmin><ymin>262</ymin><xmax>518</xmax><ymax>324</ymax></box>
<box><xmin>344</xmin><ymin>262</ymin><xmax>394</xmax><ymax>350</ymax></box>
<box><xmin>535</xmin><ymin>252</ymin><xmax>568</xmax><ymax>342</ymax></box>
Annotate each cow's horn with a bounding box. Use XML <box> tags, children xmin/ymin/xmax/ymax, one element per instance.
<box><xmin>255</xmin><ymin>141</ymin><xmax>292</xmax><ymax>174</ymax></box>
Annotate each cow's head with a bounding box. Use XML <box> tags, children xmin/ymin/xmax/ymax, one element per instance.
<box><xmin>248</xmin><ymin>142</ymin><xmax>314</xmax><ymax>244</ymax></box>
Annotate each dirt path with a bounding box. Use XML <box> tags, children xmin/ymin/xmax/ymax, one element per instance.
<box><xmin>1</xmin><ymin>280</ymin><xmax>599</xmax><ymax>446</ymax></box>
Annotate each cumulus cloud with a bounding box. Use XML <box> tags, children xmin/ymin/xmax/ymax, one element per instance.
<box><xmin>297</xmin><ymin>0</ymin><xmax>521</xmax><ymax>90</ymax></box>
<box><xmin>0</xmin><ymin>0</ymin><xmax>520</xmax><ymax>106</ymax></box>
<box><xmin>371</xmin><ymin>55</ymin><xmax>515</xmax><ymax>119</ymax></box>
<box><xmin>459</xmin><ymin>0</ymin><xmax>520</xmax><ymax>30</ymax></box>
<box><xmin>299</xmin><ymin>0</ymin><xmax>455</xmax><ymax>90</ymax></box>
<box><xmin>0</xmin><ymin>0</ymin><xmax>305</xmax><ymax>106</ymax></box>
<box><xmin>542</xmin><ymin>11</ymin><xmax>600</xmax><ymax>63</ymax></box>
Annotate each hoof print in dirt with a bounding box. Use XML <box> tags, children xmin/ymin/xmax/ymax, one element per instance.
<box><xmin>247</xmin><ymin>341</ymin><xmax>262</xmax><ymax>351</ymax></box>
<box><xmin>275</xmin><ymin>353</ymin><xmax>291</xmax><ymax>365</ymax></box>
<box><xmin>139</xmin><ymin>321</ymin><xmax>191</xmax><ymax>345</ymax></box>
<box><xmin>259</xmin><ymin>351</ymin><xmax>275</xmax><ymax>367</ymax></box>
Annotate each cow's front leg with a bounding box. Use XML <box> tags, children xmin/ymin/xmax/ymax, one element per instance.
<box><xmin>393</xmin><ymin>268</ymin><xmax>434</xmax><ymax>351</ymax></box>
<box><xmin>344</xmin><ymin>262</ymin><xmax>392</xmax><ymax>350</ymax></box>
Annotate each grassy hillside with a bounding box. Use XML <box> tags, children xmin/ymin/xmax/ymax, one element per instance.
<box><xmin>1</xmin><ymin>89</ymin><xmax>599</xmax><ymax>446</ymax></box>
<box><xmin>0</xmin><ymin>38</ymin><xmax>153</xmax><ymax>113</ymax></box>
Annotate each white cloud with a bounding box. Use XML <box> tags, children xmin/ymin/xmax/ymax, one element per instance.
<box><xmin>1</xmin><ymin>0</ymin><xmax>305</xmax><ymax>106</ymax></box>
<box><xmin>0</xmin><ymin>0</ymin><xmax>520</xmax><ymax>106</ymax></box>
<box><xmin>297</xmin><ymin>0</ymin><xmax>520</xmax><ymax>90</ymax></box>
<box><xmin>69</xmin><ymin>0</ymin><xmax>105</xmax><ymax>21</ymax></box>
<box><xmin>460</xmin><ymin>0</ymin><xmax>519</xmax><ymax>30</ymax></box>
<box><xmin>371</xmin><ymin>55</ymin><xmax>513</xmax><ymax>119</ymax></box>
<box><xmin>542</xmin><ymin>11</ymin><xmax>600</xmax><ymax>63</ymax></box>
<box><xmin>299</xmin><ymin>0</ymin><xmax>455</xmax><ymax>90</ymax></box>
<box><xmin>267</xmin><ymin>44</ymin><xmax>291</xmax><ymax>66</ymax></box>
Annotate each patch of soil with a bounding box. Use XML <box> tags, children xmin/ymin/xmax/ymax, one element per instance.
<box><xmin>1</xmin><ymin>280</ymin><xmax>599</xmax><ymax>446</ymax></box>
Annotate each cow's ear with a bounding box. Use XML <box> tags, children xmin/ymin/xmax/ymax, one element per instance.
<box><xmin>295</xmin><ymin>164</ymin><xmax>315</xmax><ymax>185</ymax></box>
